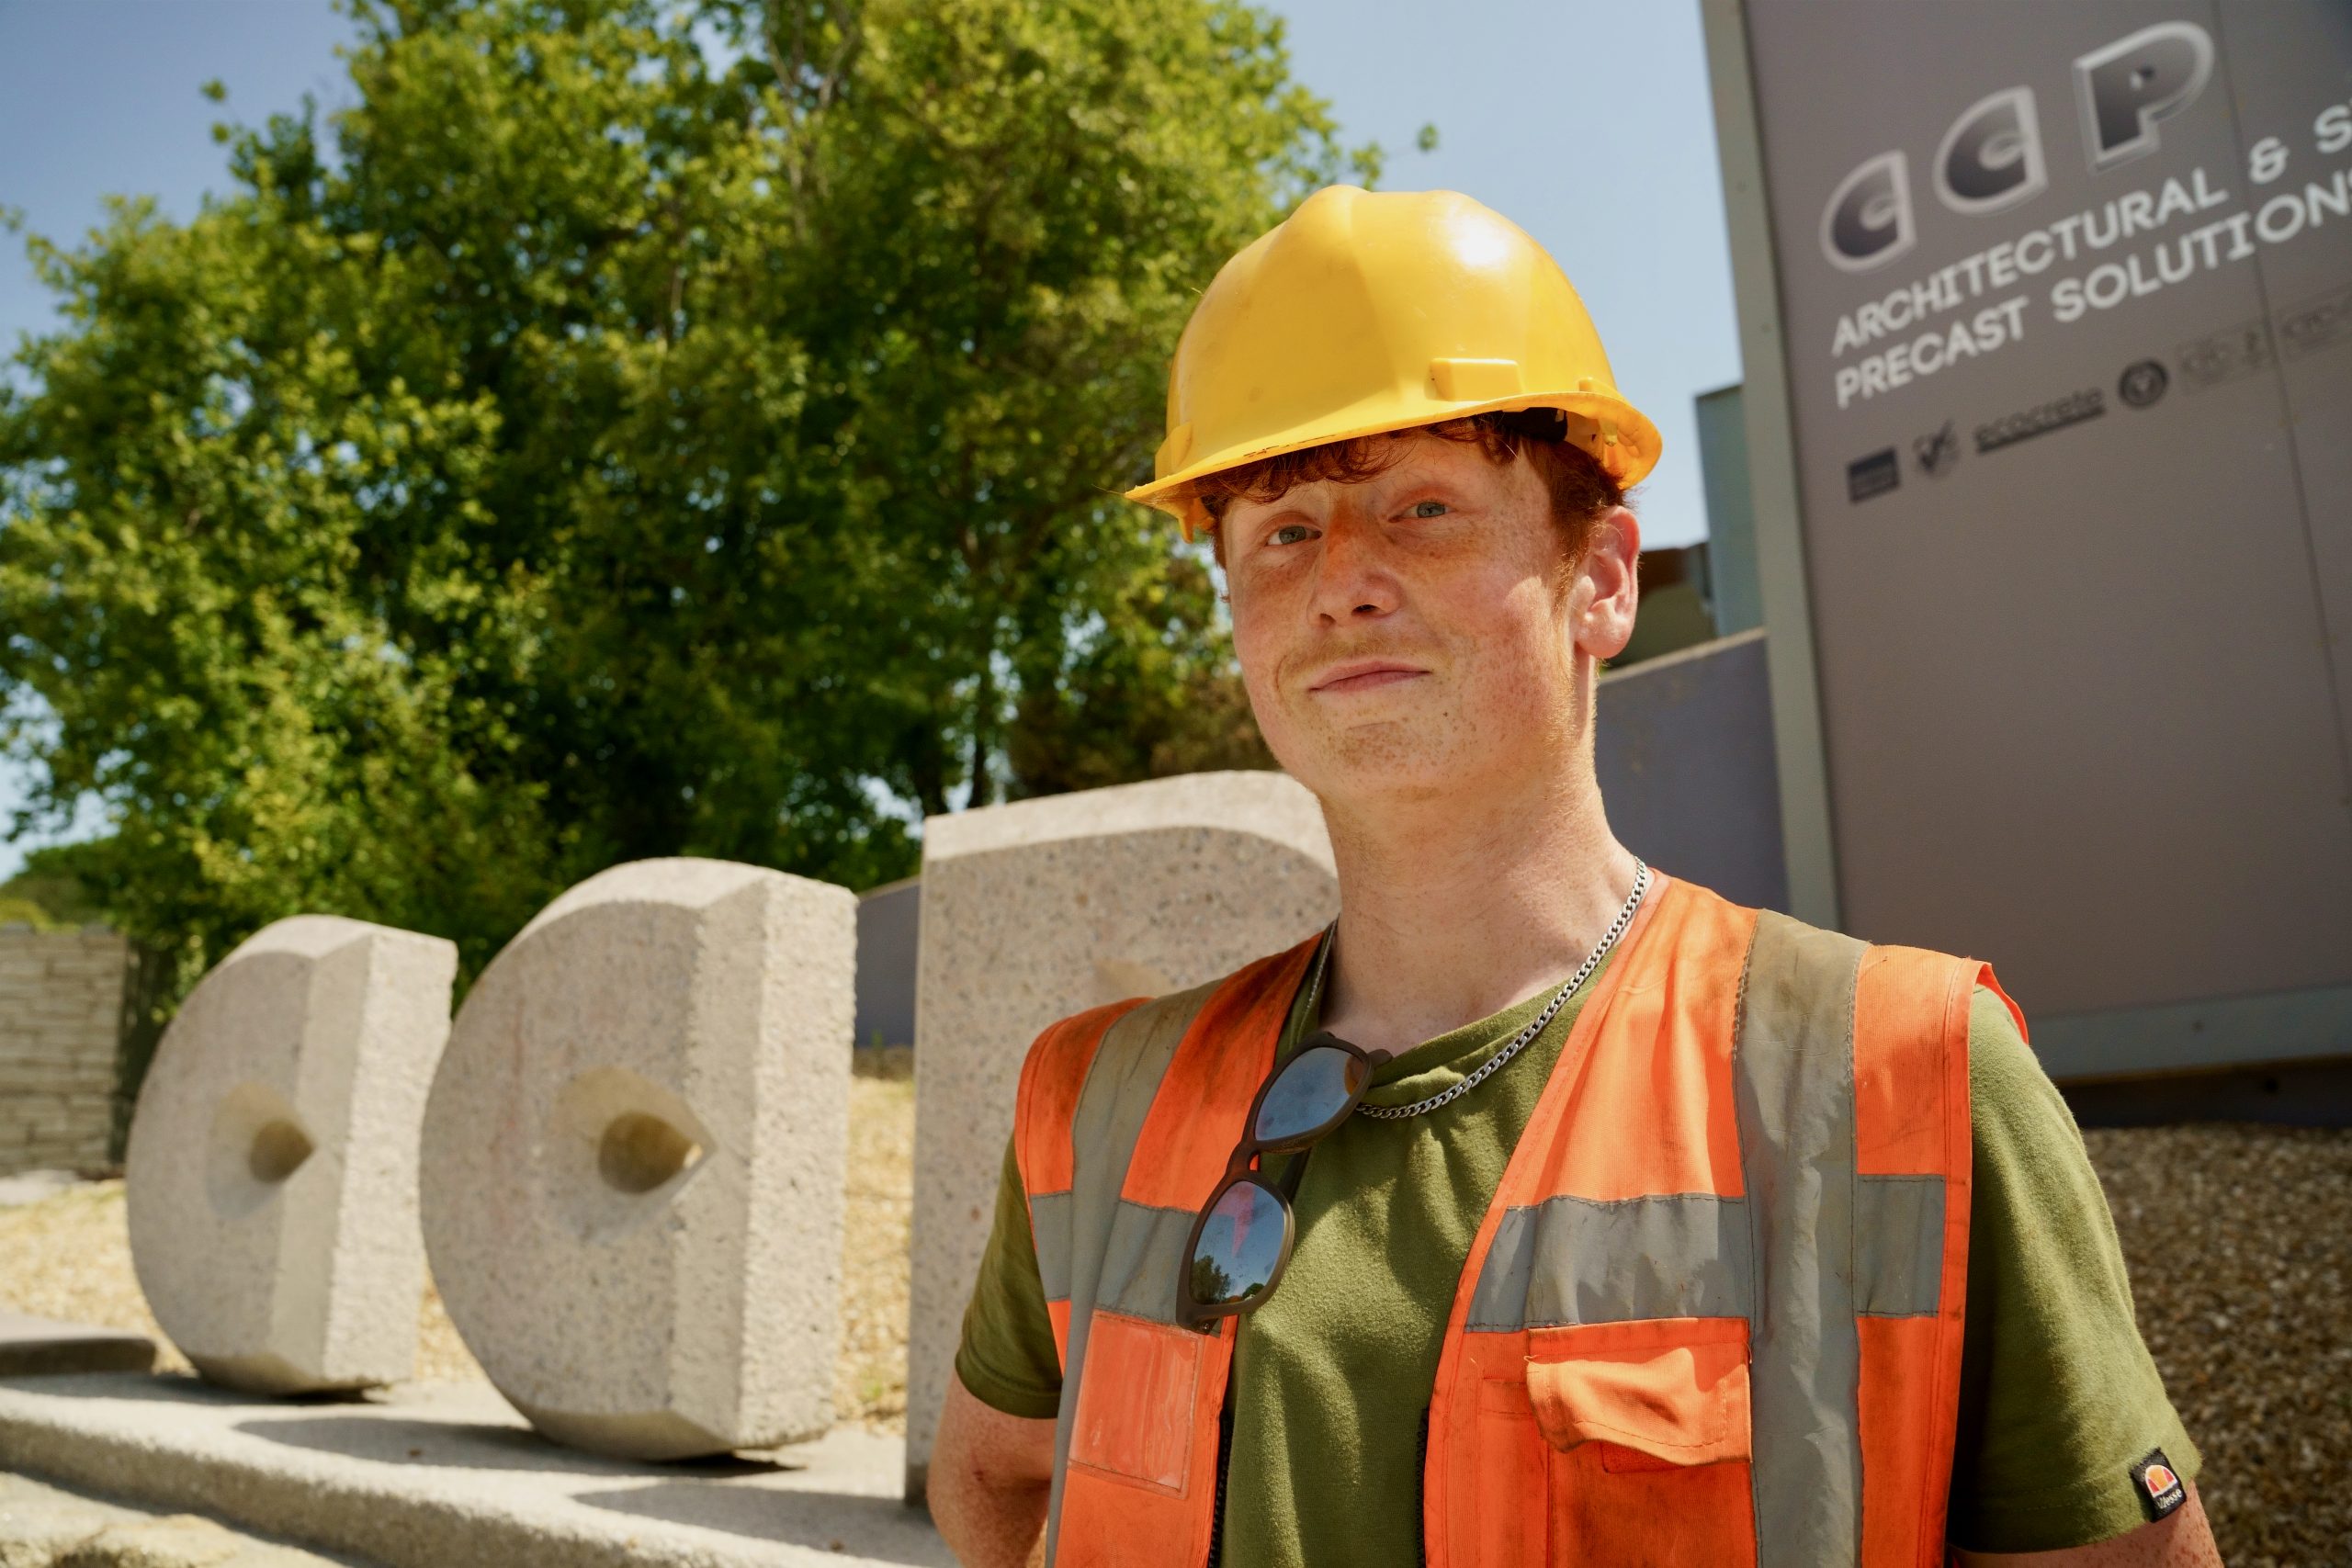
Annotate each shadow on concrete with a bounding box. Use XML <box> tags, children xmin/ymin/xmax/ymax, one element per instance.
<box><xmin>0</xmin><ymin>1311</ymin><xmax>157</xmax><ymax>1379</ymax></box>
<box><xmin>2</xmin><ymin>1370</ymin><xmax>266</xmax><ymax>1404</ymax></box>
<box><xmin>576</xmin><ymin>1483</ymin><xmax>952</xmax><ymax>1566</ymax></box>
<box><xmin>232</xmin><ymin>1414</ymin><xmax>797</xmax><ymax>1477</ymax></box>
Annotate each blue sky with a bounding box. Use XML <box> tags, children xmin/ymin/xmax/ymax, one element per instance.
<box><xmin>0</xmin><ymin>0</ymin><xmax>1740</xmax><ymax>876</ymax></box>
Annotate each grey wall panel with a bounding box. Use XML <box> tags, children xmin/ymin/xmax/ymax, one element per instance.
<box><xmin>1597</xmin><ymin>630</ymin><xmax>1791</xmax><ymax>916</ymax></box>
<box><xmin>2216</xmin><ymin>3</ymin><xmax>2352</xmax><ymax>773</ymax></box>
<box><xmin>1696</xmin><ymin>384</ymin><xmax>1767</xmax><ymax>637</ymax></box>
<box><xmin>1739</xmin><ymin>0</ymin><xmax>2352</xmax><ymax>1018</ymax></box>
<box><xmin>2063</xmin><ymin>1056</ymin><xmax>2352</xmax><ymax>1129</ymax></box>
<box><xmin>854</xmin><ymin>878</ymin><xmax>921</xmax><ymax>1049</ymax></box>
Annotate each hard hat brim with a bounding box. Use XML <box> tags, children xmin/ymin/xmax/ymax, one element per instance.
<box><xmin>1125</xmin><ymin>389</ymin><xmax>1662</xmax><ymax>542</ymax></box>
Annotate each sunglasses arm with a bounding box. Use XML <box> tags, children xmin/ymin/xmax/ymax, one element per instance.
<box><xmin>1274</xmin><ymin>1147</ymin><xmax>1311</xmax><ymax>1202</ymax></box>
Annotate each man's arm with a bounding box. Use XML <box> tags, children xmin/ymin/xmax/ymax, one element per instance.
<box><xmin>1946</xmin><ymin>986</ymin><xmax>2220</xmax><ymax>1562</ymax></box>
<box><xmin>930</xmin><ymin>1368</ymin><xmax>1056</xmax><ymax>1568</ymax></box>
<box><xmin>935</xmin><ymin>1130</ymin><xmax>1068</xmax><ymax>1565</ymax></box>
<box><xmin>1954</xmin><ymin>1482</ymin><xmax>2222</xmax><ymax>1566</ymax></box>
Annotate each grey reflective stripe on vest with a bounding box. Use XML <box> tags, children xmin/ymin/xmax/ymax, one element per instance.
<box><xmin>1030</xmin><ymin>1190</ymin><xmax>1074</xmax><ymax>1303</ymax></box>
<box><xmin>1467</xmin><ymin>1193</ymin><xmax>1753</xmax><ymax>1329</ymax></box>
<box><xmin>1094</xmin><ymin>1201</ymin><xmax>1198</xmax><ymax>1323</ymax></box>
<box><xmin>1042</xmin><ymin>980</ymin><xmax>1221</xmax><ymax>1568</ymax></box>
<box><xmin>1854</xmin><ymin>1174</ymin><xmax>1944</xmax><ymax>1317</ymax></box>
<box><xmin>1733</xmin><ymin>909</ymin><xmax>1866</xmax><ymax>1568</ymax></box>
<box><xmin>1031</xmin><ymin>1189</ymin><xmax>1197</xmax><ymax>1325</ymax></box>
<box><xmin>1464</xmin><ymin>1174</ymin><xmax>1941</xmax><ymax>1332</ymax></box>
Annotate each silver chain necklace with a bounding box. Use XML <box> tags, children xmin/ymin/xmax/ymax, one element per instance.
<box><xmin>1303</xmin><ymin>859</ymin><xmax>1650</xmax><ymax>1122</ymax></box>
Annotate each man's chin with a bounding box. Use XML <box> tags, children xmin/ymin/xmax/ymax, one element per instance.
<box><xmin>1280</xmin><ymin>727</ymin><xmax>1461</xmax><ymax>807</ymax></box>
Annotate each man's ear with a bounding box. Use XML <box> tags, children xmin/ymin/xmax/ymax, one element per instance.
<box><xmin>1569</xmin><ymin>505</ymin><xmax>1641</xmax><ymax>661</ymax></box>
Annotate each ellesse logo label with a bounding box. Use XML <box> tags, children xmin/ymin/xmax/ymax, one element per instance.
<box><xmin>2131</xmin><ymin>1449</ymin><xmax>2187</xmax><ymax>1522</ymax></box>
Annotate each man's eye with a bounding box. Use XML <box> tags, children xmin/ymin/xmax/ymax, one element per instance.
<box><xmin>1410</xmin><ymin>500</ymin><xmax>1448</xmax><ymax>518</ymax></box>
<box><xmin>1271</xmin><ymin>524</ymin><xmax>1316</xmax><ymax>547</ymax></box>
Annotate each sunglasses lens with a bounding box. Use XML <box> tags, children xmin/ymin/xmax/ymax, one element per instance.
<box><xmin>1252</xmin><ymin>1041</ymin><xmax>1371</xmax><ymax>1146</ymax></box>
<box><xmin>1188</xmin><ymin>1179</ymin><xmax>1287</xmax><ymax>1309</ymax></box>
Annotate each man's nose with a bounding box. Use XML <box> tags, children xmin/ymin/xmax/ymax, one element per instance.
<box><xmin>1310</xmin><ymin>512</ymin><xmax>1399</xmax><ymax>624</ymax></box>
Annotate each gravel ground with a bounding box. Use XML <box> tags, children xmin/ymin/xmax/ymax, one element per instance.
<box><xmin>2083</xmin><ymin>1123</ymin><xmax>2352</xmax><ymax>1568</ymax></box>
<box><xmin>0</xmin><ymin>1050</ymin><xmax>917</xmax><ymax>1428</ymax></box>
<box><xmin>3</xmin><ymin>1093</ymin><xmax>2341</xmax><ymax>1562</ymax></box>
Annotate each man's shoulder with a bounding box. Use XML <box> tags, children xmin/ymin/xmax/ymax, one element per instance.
<box><xmin>1687</xmin><ymin>880</ymin><xmax>2014</xmax><ymax>1024</ymax></box>
<box><xmin>1022</xmin><ymin>979</ymin><xmax>1216</xmax><ymax>1069</ymax></box>
<box><xmin>1048</xmin><ymin>933</ymin><xmax>1321</xmax><ymax>1042</ymax></box>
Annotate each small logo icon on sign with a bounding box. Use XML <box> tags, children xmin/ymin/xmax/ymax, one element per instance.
<box><xmin>2178</xmin><ymin>320</ymin><xmax>2274</xmax><ymax>390</ymax></box>
<box><xmin>1976</xmin><ymin>389</ymin><xmax>2106</xmax><ymax>454</ymax></box>
<box><xmin>2278</xmin><ymin>279</ymin><xmax>2352</xmax><ymax>363</ymax></box>
<box><xmin>2131</xmin><ymin>1449</ymin><xmax>2187</xmax><ymax>1523</ymax></box>
<box><xmin>1914</xmin><ymin>421</ymin><xmax>1959</xmax><ymax>479</ymax></box>
<box><xmin>2119</xmin><ymin>359</ymin><xmax>2169</xmax><ymax>409</ymax></box>
<box><xmin>1848</xmin><ymin>447</ymin><xmax>1901</xmax><ymax>502</ymax></box>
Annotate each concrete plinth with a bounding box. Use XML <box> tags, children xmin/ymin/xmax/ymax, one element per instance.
<box><xmin>0</xmin><ymin>1374</ymin><xmax>950</xmax><ymax>1568</ymax></box>
<box><xmin>903</xmin><ymin>771</ymin><xmax>1337</xmax><ymax>1497</ymax></box>
<box><xmin>421</xmin><ymin>859</ymin><xmax>855</xmax><ymax>1461</ymax></box>
<box><xmin>123</xmin><ymin>917</ymin><xmax>458</xmax><ymax>1395</ymax></box>
<box><xmin>0</xmin><ymin>1470</ymin><xmax>354</xmax><ymax>1566</ymax></box>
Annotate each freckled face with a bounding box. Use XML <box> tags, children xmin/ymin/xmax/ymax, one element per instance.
<box><xmin>1219</xmin><ymin>433</ymin><xmax>1582</xmax><ymax>807</ymax></box>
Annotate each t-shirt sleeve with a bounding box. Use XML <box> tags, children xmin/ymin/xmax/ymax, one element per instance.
<box><xmin>1946</xmin><ymin>983</ymin><xmax>2200</xmax><ymax>1552</ymax></box>
<box><xmin>951</xmin><ymin>1130</ymin><xmax>1066</xmax><ymax>1420</ymax></box>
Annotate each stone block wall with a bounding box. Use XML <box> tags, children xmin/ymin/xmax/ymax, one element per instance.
<box><xmin>0</xmin><ymin>926</ymin><xmax>129</xmax><ymax>1175</ymax></box>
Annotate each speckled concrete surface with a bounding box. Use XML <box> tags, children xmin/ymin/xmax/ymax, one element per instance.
<box><xmin>0</xmin><ymin>1375</ymin><xmax>948</xmax><ymax>1568</ymax></box>
<box><xmin>0</xmin><ymin>1064</ymin><xmax>914</xmax><ymax>1425</ymax></box>
<box><xmin>0</xmin><ymin>1470</ymin><xmax>360</xmax><ymax>1567</ymax></box>
<box><xmin>903</xmin><ymin>771</ymin><xmax>1339</xmax><ymax>1496</ymax></box>
<box><xmin>421</xmin><ymin>859</ymin><xmax>854</xmax><ymax>1461</ymax></box>
<box><xmin>123</xmin><ymin>919</ymin><xmax>457</xmax><ymax>1396</ymax></box>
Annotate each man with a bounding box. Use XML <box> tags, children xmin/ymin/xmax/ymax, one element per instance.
<box><xmin>929</xmin><ymin>186</ymin><xmax>2221</xmax><ymax>1567</ymax></box>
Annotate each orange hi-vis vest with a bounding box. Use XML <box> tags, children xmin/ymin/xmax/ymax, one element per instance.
<box><xmin>1011</xmin><ymin>870</ymin><xmax>2024</xmax><ymax>1568</ymax></box>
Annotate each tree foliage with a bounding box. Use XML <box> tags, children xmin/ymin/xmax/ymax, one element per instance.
<box><xmin>0</xmin><ymin>0</ymin><xmax>1353</xmax><ymax>987</ymax></box>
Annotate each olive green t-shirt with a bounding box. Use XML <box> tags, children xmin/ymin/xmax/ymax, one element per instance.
<box><xmin>954</xmin><ymin>934</ymin><xmax>2199</xmax><ymax>1558</ymax></box>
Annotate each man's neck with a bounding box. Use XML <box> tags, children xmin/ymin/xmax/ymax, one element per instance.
<box><xmin>1313</xmin><ymin>756</ymin><xmax>1641</xmax><ymax>1060</ymax></box>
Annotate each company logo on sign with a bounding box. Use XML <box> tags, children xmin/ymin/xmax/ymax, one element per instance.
<box><xmin>2279</xmin><ymin>280</ymin><xmax>2352</xmax><ymax>362</ymax></box>
<box><xmin>1914</xmin><ymin>421</ymin><xmax>1961</xmax><ymax>478</ymax></box>
<box><xmin>2178</xmin><ymin>321</ymin><xmax>2275</xmax><ymax>390</ymax></box>
<box><xmin>2118</xmin><ymin>360</ymin><xmax>2170</xmax><ymax>409</ymax></box>
<box><xmin>1822</xmin><ymin>22</ymin><xmax>2215</xmax><ymax>273</ymax></box>
<box><xmin>1848</xmin><ymin>448</ymin><xmax>1902</xmax><ymax>502</ymax></box>
<box><xmin>1975</xmin><ymin>389</ymin><xmax>2105</xmax><ymax>454</ymax></box>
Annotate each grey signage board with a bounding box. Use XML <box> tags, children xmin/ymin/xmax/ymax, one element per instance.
<box><xmin>1716</xmin><ymin>1</ymin><xmax>2352</xmax><ymax>1071</ymax></box>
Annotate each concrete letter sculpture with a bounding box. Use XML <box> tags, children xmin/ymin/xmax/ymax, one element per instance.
<box><xmin>419</xmin><ymin>858</ymin><xmax>854</xmax><ymax>1460</ymax></box>
<box><xmin>125</xmin><ymin>916</ymin><xmax>458</xmax><ymax>1393</ymax></box>
<box><xmin>903</xmin><ymin>771</ymin><xmax>1337</xmax><ymax>1497</ymax></box>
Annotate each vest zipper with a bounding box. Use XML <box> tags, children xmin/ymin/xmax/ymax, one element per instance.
<box><xmin>1204</xmin><ymin>1382</ymin><xmax>1237</xmax><ymax>1568</ymax></box>
<box><xmin>1415</xmin><ymin>1404</ymin><xmax>1430</xmax><ymax>1568</ymax></box>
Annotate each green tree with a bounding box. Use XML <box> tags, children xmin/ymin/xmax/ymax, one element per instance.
<box><xmin>0</xmin><ymin>843</ymin><xmax>107</xmax><ymax>929</ymax></box>
<box><xmin>0</xmin><ymin>0</ymin><xmax>1360</xmax><ymax>994</ymax></box>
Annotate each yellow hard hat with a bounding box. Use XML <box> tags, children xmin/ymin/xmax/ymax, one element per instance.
<box><xmin>1125</xmin><ymin>186</ymin><xmax>1662</xmax><ymax>539</ymax></box>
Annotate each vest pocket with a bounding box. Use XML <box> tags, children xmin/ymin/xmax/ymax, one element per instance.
<box><xmin>1523</xmin><ymin>1316</ymin><xmax>1752</xmax><ymax>1466</ymax></box>
<box><xmin>1067</xmin><ymin>1309</ymin><xmax>1204</xmax><ymax>1493</ymax></box>
<box><xmin>1522</xmin><ymin>1316</ymin><xmax>1758</xmax><ymax>1567</ymax></box>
